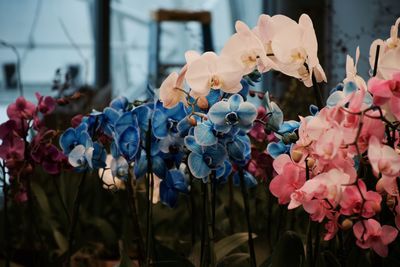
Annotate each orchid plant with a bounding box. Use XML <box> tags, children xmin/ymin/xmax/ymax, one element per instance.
<box><xmin>2</xmin><ymin>12</ymin><xmax>400</xmax><ymax>267</ymax></box>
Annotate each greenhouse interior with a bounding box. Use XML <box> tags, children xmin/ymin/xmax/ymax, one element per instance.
<box><xmin>1</xmin><ymin>0</ymin><xmax>400</xmax><ymax>266</ymax></box>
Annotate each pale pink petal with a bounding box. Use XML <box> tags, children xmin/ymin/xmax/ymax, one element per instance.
<box><xmin>380</xmin><ymin>225</ymin><xmax>398</xmax><ymax>245</ymax></box>
<box><xmin>368</xmin><ymin>136</ymin><xmax>382</xmax><ymax>175</ymax></box>
<box><xmin>185</xmin><ymin>50</ymin><xmax>201</xmax><ymax>65</ymax></box>
<box><xmin>389</xmin><ymin>96</ymin><xmax>400</xmax><ymax>121</ymax></box>
<box><xmin>272</xmin><ymin>154</ymin><xmax>292</xmax><ymax>174</ymax></box>
<box><xmin>371</xmin><ymin>242</ymin><xmax>388</xmax><ymax>257</ymax></box>
<box><xmin>185</xmin><ymin>58</ymin><xmax>211</xmax><ymax>96</ymax></box>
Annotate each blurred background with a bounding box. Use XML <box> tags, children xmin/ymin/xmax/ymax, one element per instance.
<box><xmin>0</xmin><ymin>0</ymin><xmax>399</xmax><ymax>121</ymax></box>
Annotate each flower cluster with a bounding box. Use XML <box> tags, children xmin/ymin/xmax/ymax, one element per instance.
<box><xmin>269</xmin><ymin>17</ymin><xmax>400</xmax><ymax>257</ymax></box>
<box><xmin>0</xmin><ymin>93</ymin><xmax>66</xmax><ymax>201</ymax></box>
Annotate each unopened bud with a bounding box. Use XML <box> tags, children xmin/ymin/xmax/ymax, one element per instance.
<box><xmin>197</xmin><ymin>96</ymin><xmax>209</xmax><ymax>110</ymax></box>
<box><xmin>307</xmin><ymin>158</ymin><xmax>315</xmax><ymax>168</ymax></box>
<box><xmin>386</xmin><ymin>195</ymin><xmax>396</xmax><ymax>209</ymax></box>
<box><xmin>376</xmin><ymin>179</ymin><xmax>386</xmax><ymax>194</ymax></box>
<box><xmin>187</xmin><ymin>116</ymin><xmax>197</xmax><ymax>126</ymax></box>
<box><xmin>341</xmin><ymin>219</ymin><xmax>353</xmax><ymax>230</ymax></box>
<box><xmin>291</xmin><ymin>150</ymin><xmax>303</xmax><ymax>163</ymax></box>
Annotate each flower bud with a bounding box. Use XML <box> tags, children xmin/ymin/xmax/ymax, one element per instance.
<box><xmin>386</xmin><ymin>195</ymin><xmax>396</xmax><ymax>209</ymax></box>
<box><xmin>307</xmin><ymin>158</ymin><xmax>315</xmax><ymax>168</ymax></box>
<box><xmin>197</xmin><ymin>96</ymin><xmax>209</xmax><ymax>110</ymax></box>
<box><xmin>291</xmin><ymin>150</ymin><xmax>303</xmax><ymax>163</ymax></box>
<box><xmin>187</xmin><ymin>116</ymin><xmax>197</xmax><ymax>126</ymax></box>
<box><xmin>341</xmin><ymin>219</ymin><xmax>353</xmax><ymax>230</ymax></box>
<box><xmin>376</xmin><ymin>178</ymin><xmax>386</xmax><ymax>194</ymax></box>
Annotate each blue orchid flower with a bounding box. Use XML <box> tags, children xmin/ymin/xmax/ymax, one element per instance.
<box><xmin>194</xmin><ymin>119</ymin><xmax>217</xmax><ymax>146</ymax></box>
<box><xmin>215</xmin><ymin>160</ymin><xmax>232</xmax><ymax>184</ymax></box>
<box><xmin>152</xmin><ymin>101</ymin><xmax>187</xmax><ymax>139</ymax></box>
<box><xmin>68</xmin><ymin>144</ymin><xmax>93</xmax><ymax>170</ymax></box>
<box><xmin>110</xmin><ymin>142</ymin><xmax>130</xmax><ymax>180</ymax></box>
<box><xmin>159</xmin><ymin>133</ymin><xmax>184</xmax><ymax>169</ymax></box>
<box><xmin>185</xmin><ymin>136</ymin><xmax>227</xmax><ymax>181</ymax></box>
<box><xmin>132</xmin><ymin>104</ymin><xmax>153</xmax><ymax>135</ymax></box>
<box><xmin>224</xmin><ymin>129</ymin><xmax>251</xmax><ymax>165</ymax></box>
<box><xmin>60</xmin><ymin>123</ymin><xmax>92</xmax><ymax>155</ymax></box>
<box><xmin>267</xmin><ymin>120</ymin><xmax>299</xmax><ymax>159</ymax></box>
<box><xmin>326</xmin><ymin>81</ymin><xmax>372</xmax><ymax>108</ymax></box>
<box><xmin>91</xmin><ymin>142</ymin><xmax>107</xmax><ymax>169</ymax></box>
<box><xmin>160</xmin><ymin>169</ymin><xmax>189</xmax><ymax>208</ymax></box>
<box><xmin>134</xmin><ymin>140</ymin><xmax>167</xmax><ymax>179</ymax></box>
<box><xmin>233</xmin><ymin>170</ymin><xmax>257</xmax><ymax>188</ymax></box>
<box><xmin>208</xmin><ymin>94</ymin><xmax>257</xmax><ymax>134</ymax></box>
<box><xmin>110</xmin><ymin>96</ymin><xmax>129</xmax><ymax>111</ymax></box>
<box><xmin>113</xmin><ymin>112</ymin><xmax>140</xmax><ymax>162</ymax></box>
<box><xmin>267</xmin><ymin>141</ymin><xmax>291</xmax><ymax>159</ymax></box>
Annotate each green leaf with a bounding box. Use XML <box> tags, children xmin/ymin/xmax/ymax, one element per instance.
<box><xmin>53</xmin><ymin>229</ymin><xmax>68</xmax><ymax>254</ymax></box>
<box><xmin>215</xmin><ymin>232</ymin><xmax>257</xmax><ymax>262</ymax></box>
<box><xmin>31</xmin><ymin>182</ymin><xmax>52</xmax><ymax>217</ymax></box>
<box><xmin>347</xmin><ymin>246</ymin><xmax>370</xmax><ymax>267</ymax></box>
<box><xmin>271</xmin><ymin>231</ymin><xmax>305</xmax><ymax>267</ymax></box>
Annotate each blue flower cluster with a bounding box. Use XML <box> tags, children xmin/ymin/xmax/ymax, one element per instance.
<box><xmin>60</xmin><ymin>81</ymin><xmax>259</xmax><ymax>207</ymax></box>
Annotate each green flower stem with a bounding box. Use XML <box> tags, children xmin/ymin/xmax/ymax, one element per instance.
<box><xmin>307</xmin><ymin>219</ymin><xmax>313</xmax><ymax>267</ymax></box>
<box><xmin>207</xmin><ymin>175</ymin><xmax>216</xmax><ymax>267</ymax></box>
<box><xmin>1</xmin><ymin>161</ymin><xmax>10</xmax><ymax>267</ymax></box>
<box><xmin>145</xmin><ymin>118</ymin><xmax>154</xmax><ymax>267</ymax></box>
<box><xmin>52</xmin><ymin>175</ymin><xmax>71</xmax><ymax>223</ymax></box>
<box><xmin>238</xmin><ymin>167</ymin><xmax>256</xmax><ymax>267</ymax></box>
<box><xmin>66</xmin><ymin>170</ymin><xmax>87</xmax><ymax>266</ymax></box>
<box><xmin>126</xmin><ymin>174</ymin><xmax>145</xmax><ymax>266</ymax></box>
<box><xmin>211</xmin><ymin>178</ymin><xmax>216</xmax><ymax>235</ymax></box>
<box><xmin>311</xmin><ymin>72</ymin><xmax>323</xmax><ymax>109</ymax></box>
<box><xmin>200</xmin><ymin>182</ymin><xmax>207</xmax><ymax>267</ymax></box>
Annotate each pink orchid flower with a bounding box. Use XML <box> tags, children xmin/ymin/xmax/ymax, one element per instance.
<box><xmin>289</xmin><ymin>169</ymin><xmax>352</xmax><ymax>214</ymax></box>
<box><xmin>269</xmin><ymin>154</ymin><xmax>306</xmax><ymax>204</ymax></box>
<box><xmin>369</xmin><ymin>18</ymin><xmax>400</xmax><ymax>80</ymax></box>
<box><xmin>343</xmin><ymin>47</ymin><xmax>367</xmax><ymax>90</ymax></box>
<box><xmin>340</xmin><ymin>179</ymin><xmax>382</xmax><ymax>218</ymax></box>
<box><xmin>35</xmin><ymin>92</ymin><xmax>56</xmax><ymax>115</ymax></box>
<box><xmin>0</xmin><ymin>134</ymin><xmax>25</xmax><ymax>170</ymax></box>
<box><xmin>270</xmin><ymin>14</ymin><xmax>326</xmax><ymax>87</ymax></box>
<box><xmin>324</xmin><ymin>212</ymin><xmax>339</xmax><ymax>241</ymax></box>
<box><xmin>7</xmin><ymin>96</ymin><xmax>36</xmax><ymax>120</ymax></box>
<box><xmin>368</xmin><ymin>72</ymin><xmax>400</xmax><ymax>121</ymax></box>
<box><xmin>185</xmin><ymin>51</ymin><xmax>243</xmax><ymax>97</ymax></box>
<box><xmin>353</xmin><ymin>219</ymin><xmax>398</xmax><ymax>257</ymax></box>
<box><xmin>159</xmin><ymin>68</ymin><xmax>187</xmax><ymax>109</ymax></box>
<box><xmin>368</xmin><ymin>136</ymin><xmax>400</xmax><ymax>195</ymax></box>
<box><xmin>221</xmin><ymin>21</ymin><xmax>269</xmax><ymax>75</ymax></box>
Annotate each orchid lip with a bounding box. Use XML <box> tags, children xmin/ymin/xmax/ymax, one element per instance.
<box><xmin>225</xmin><ymin>112</ymin><xmax>239</xmax><ymax>125</ymax></box>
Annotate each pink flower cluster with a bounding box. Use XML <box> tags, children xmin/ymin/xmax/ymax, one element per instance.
<box><xmin>0</xmin><ymin>94</ymin><xmax>67</xmax><ymax>201</ymax></box>
<box><xmin>269</xmin><ymin>75</ymin><xmax>400</xmax><ymax>256</ymax></box>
